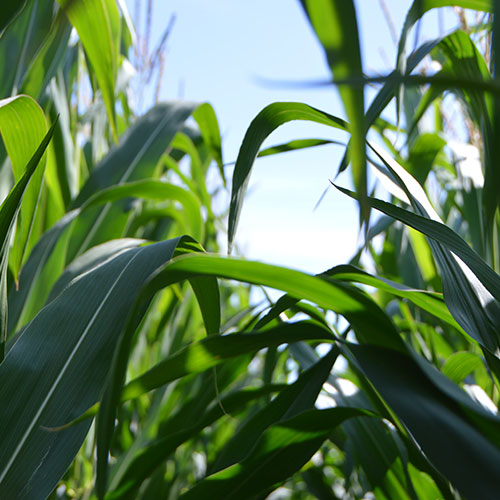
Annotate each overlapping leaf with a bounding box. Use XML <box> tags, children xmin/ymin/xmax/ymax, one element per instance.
<box><xmin>57</xmin><ymin>0</ymin><xmax>121</xmax><ymax>140</ymax></box>
<box><xmin>0</xmin><ymin>237</ymin><xmax>191</xmax><ymax>498</ymax></box>
<box><xmin>0</xmin><ymin>95</ymin><xmax>48</xmax><ymax>280</ymax></box>
<box><xmin>228</xmin><ymin>102</ymin><xmax>347</xmax><ymax>250</ymax></box>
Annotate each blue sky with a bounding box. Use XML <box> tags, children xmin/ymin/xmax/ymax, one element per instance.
<box><xmin>124</xmin><ymin>1</ymin><xmax>459</xmax><ymax>273</ymax></box>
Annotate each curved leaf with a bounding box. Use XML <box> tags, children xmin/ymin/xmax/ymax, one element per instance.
<box><xmin>81</xmin><ymin>180</ymin><xmax>204</xmax><ymax>240</ymax></box>
<box><xmin>0</xmin><ymin>120</ymin><xmax>56</xmax><ymax>359</ymax></box>
<box><xmin>228</xmin><ymin>102</ymin><xmax>348</xmax><ymax>251</ymax></box>
<box><xmin>0</xmin><ymin>95</ymin><xmax>48</xmax><ymax>280</ymax></box>
<box><xmin>0</xmin><ymin>0</ymin><xmax>28</xmax><ymax>37</ymax></box>
<box><xmin>349</xmin><ymin>343</ymin><xmax>500</xmax><ymax>500</ymax></box>
<box><xmin>397</xmin><ymin>1</ymin><xmax>492</xmax><ymax>79</ymax></box>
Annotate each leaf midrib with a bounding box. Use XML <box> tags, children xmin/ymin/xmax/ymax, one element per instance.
<box><xmin>0</xmin><ymin>245</ymin><xmax>146</xmax><ymax>484</ymax></box>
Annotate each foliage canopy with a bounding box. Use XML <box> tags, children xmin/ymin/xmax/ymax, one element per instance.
<box><xmin>0</xmin><ymin>1</ymin><xmax>500</xmax><ymax>499</ymax></box>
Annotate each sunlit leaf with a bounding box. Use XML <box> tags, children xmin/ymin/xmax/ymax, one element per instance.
<box><xmin>57</xmin><ymin>0</ymin><xmax>121</xmax><ymax>141</ymax></box>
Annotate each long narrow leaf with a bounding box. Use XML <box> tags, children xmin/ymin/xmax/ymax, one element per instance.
<box><xmin>57</xmin><ymin>0</ymin><xmax>120</xmax><ymax>141</ymax></box>
<box><xmin>300</xmin><ymin>0</ymin><xmax>367</xmax><ymax>225</ymax></box>
<box><xmin>179</xmin><ymin>407</ymin><xmax>373</xmax><ymax>500</ymax></box>
<box><xmin>0</xmin><ymin>119</ymin><xmax>56</xmax><ymax>359</ymax></box>
<box><xmin>227</xmin><ymin>102</ymin><xmax>348</xmax><ymax>251</ymax></box>
<box><xmin>0</xmin><ymin>237</ymin><xmax>186</xmax><ymax>498</ymax></box>
<box><xmin>0</xmin><ymin>95</ymin><xmax>48</xmax><ymax>281</ymax></box>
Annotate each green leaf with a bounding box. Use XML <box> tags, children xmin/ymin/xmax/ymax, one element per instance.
<box><xmin>300</xmin><ymin>0</ymin><xmax>367</xmax><ymax>225</ymax></box>
<box><xmin>336</xmin><ymin>185</ymin><xmax>500</xmax><ymax>305</ymax></box>
<box><xmin>192</xmin><ymin>102</ymin><xmax>225</xmax><ymax>185</ymax></box>
<box><xmin>406</xmin><ymin>133</ymin><xmax>446</xmax><ymax>186</ymax></box>
<box><xmin>290</xmin><ymin>342</ymin><xmax>430</xmax><ymax>500</ymax></box>
<box><xmin>399</xmin><ymin>1</ymin><xmax>492</xmax><ymax>69</ymax></box>
<box><xmin>49</xmin><ymin>321</ymin><xmax>334</xmax><ymax>432</ymax></box>
<box><xmin>122</xmin><ymin>322</ymin><xmax>334</xmax><ymax>402</ymax></box>
<box><xmin>212</xmin><ymin>346</ymin><xmax>339</xmax><ymax>473</ymax></box>
<box><xmin>95</xmin><ymin>237</ymin><xmax>220</xmax><ymax>498</ymax></box>
<box><xmin>228</xmin><ymin>102</ymin><xmax>348</xmax><ymax>251</ymax></box>
<box><xmin>57</xmin><ymin>0</ymin><xmax>121</xmax><ymax>141</ymax></box>
<box><xmin>9</xmin><ymin>179</ymin><xmax>204</xmax><ymax>335</ymax></box>
<box><xmin>0</xmin><ymin>119</ymin><xmax>56</xmax><ymax>359</ymax></box>
<box><xmin>7</xmin><ymin>210</ymin><xmax>78</xmax><ymax>335</ymax></box>
<box><xmin>0</xmin><ymin>0</ymin><xmax>27</xmax><ymax>37</ymax></box>
<box><xmin>396</xmin><ymin>1</ymin><xmax>492</xmax><ymax>112</ymax></box>
<box><xmin>106</xmin><ymin>385</ymin><xmax>286</xmax><ymax>499</ymax></box>
<box><xmin>489</xmin><ymin>0</ymin><xmax>500</xmax><ymax>236</ymax></box>
<box><xmin>338</xmin><ymin>183</ymin><xmax>500</xmax><ymax>350</ymax></box>
<box><xmin>0</xmin><ymin>0</ymin><xmax>56</xmax><ymax>97</ymax></box>
<box><xmin>329</xmin><ymin>264</ymin><xmax>463</xmax><ymax>332</ymax></box>
<box><xmin>348</xmin><ymin>343</ymin><xmax>500</xmax><ymax>500</ymax></box>
<box><xmin>336</xmin><ymin>141</ymin><xmax>500</xmax><ymax>352</ymax></box>
<box><xmin>0</xmin><ymin>95</ymin><xmax>48</xmax><ymax>281</ymax></box>
<box><xmin>442</xmin><ymin>351</ymin><xmax>484</xmax><ymax>384</ymax></box>
<box><xmin>68</xmin><ymin>101</ymin><xmax>199</xmax><ymax>259</ymax></box>
<box><xmin>179</xmin><ymin>407</ymin><xmax>372</xmax><ymax>500</ymax></box>
<box><xmin>81</xmin><ymin>180</ymin><xmax>204</xmax><ymax>241</ymax></box>
<box><xmin>258</xmin><ymin>138</ymin><xmax>342</xmax><ymax>157</ymax></box>
<box><xmin>141</xmin><ymin>253</ymin><xmax>404</xmax><ymax>352</ymax></box>
<box><xmin>21</xmin><ymin>11</ymin><xmax>72</xmax><ymax>99</ymax></box>
<box><xmin>0</xmin><ymin>237</ymin><xmax>186</xmax><ymax>498</ymax></box>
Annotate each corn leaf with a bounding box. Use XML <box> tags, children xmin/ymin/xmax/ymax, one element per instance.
<box><xmin>179</xmin><ymin>407</ymin><xmax>372</xmax><ymax>500</ymax></box>
<box><xmin>106</xmin><ymin>385</ymin><xmax>285</xmax><ymax>499</ymax></box>
<box><xmin>212</xmin><ymin>346</ymin><xmax>338</xmax><ymax>473</ymax></box>
<box><xmin>0</xmin><ymin>237</ymin><xmax>188</xmax><ymax>498</ymax></box>
<box><xmin>57</xmin><ymin>0</ymin><xmax>121</xmax><ymax>141</ymax></box>
<box><xmin>0</xmin><ymin>0</ymin><xmax>27</xmax><ymax>37</ymax></box>
<box><xmin>68</xmin><ymin>101</ymin><xmax>199</xmax><ymax>260</ymax></box>
<box><xmin>0</xmin><ymin>95</ymin><xmax>48</xmax><ymax>281</ymax></box>
<box><xmin>300</xmin><ymin>0</ymin><xmax>367</xmax><ymax>225</ymax></box>
<box><xmin>348</xmin><ymin>342</ymin><xmax>500</xmax><ymax>499</ymax></box>
<box><xmin>0</xmin><ymin>120</ymin><xmax>56</xmax><ymax>360</ymax></box>
<box><xmin>228</xmin><ymin>102</ymin><xmax>348</xmax><ymax>251</ymax></box>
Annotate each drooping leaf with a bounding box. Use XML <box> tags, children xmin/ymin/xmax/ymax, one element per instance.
<box><xmin>139</xmin><ymin>253</ymin><xmax>404</xmax><ymax>352</ymax></box>
<box><xmin>348</xmin><ymin>342</ymin><xmax>500</xmax><ymax>500</ymax></box>
<box><xmin>228</xmin><ymin>102</ymin><xmax>348</xmax><ymax>251</ymax></box>
<box><xmin>336</xmin><ymin>139</ymin><xmax>500</xmax><ymax>353</ymax></box>
<box><xmin>81</xmin><ymin>180</ymin><xmax>204</xmax><ymax>240</ymax></box>
<box><xmin>329</xmin><ymin>264</ymin><xmax>462</xmax><ymax>331</ymax></box>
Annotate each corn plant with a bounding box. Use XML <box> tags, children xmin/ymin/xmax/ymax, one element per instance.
<box><xmin>1</xmin><ymin>0</ymin><xmax>500</xmax><ymax>499</ymax></box>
